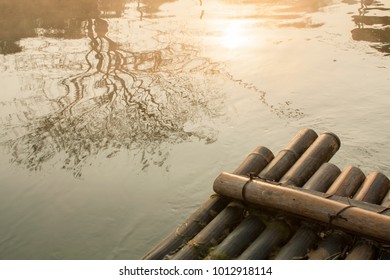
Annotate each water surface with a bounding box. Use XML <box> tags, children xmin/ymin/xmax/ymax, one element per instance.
<box><xmin>0</xmin><ymin>0</ymin><xmax>389</xmax><ymax>259</ymax></box>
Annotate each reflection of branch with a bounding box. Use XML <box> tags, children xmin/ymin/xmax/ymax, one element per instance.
<box><xmin>137</xmin><ymin>0</ymin><xmax>144</xmax><ymax>21</ymax></box>
<box><xmin>2</xmin><ymin>18</ymin><xmax>223</xmax><ymax>177</ymax></box>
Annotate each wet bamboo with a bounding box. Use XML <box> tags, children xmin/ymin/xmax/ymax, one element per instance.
<box><xmin>326</xmin><ymin>166</ymin><xmax>367</xmax><ymax>197</ymax></box>
<box><xmin>213</xmin><ymin>172</ymin><xmax>390</xmax><ymax>243</ymax></box>
<box><xmin>171</xmin><ymin>202</ymin><xmax>244</xmax><ymax>260</ymax></box>
<box><xmin>235</xmin><ymin>129</ymin><xmax>319</xmax><ymax>259</ymax></box>
<box><xmin>274</xmin><ymin>163</ymin><xmax>342</xmax><ymax>260</ymax></box>
<box><xmin>306</xmin><ymin>166</ymin><xmax>366</xmax><ymax>260</ymax></box>
<box><xmin>274</xmin><ymin>224</ymin><xmax>318</xmax><ymax>260</ymax></box>
<box><xmin>237</xmin><ymin>220</ymin><xmax>291</xmax><ymax>260</ymax></box>
<box><xmin>164</xmin><ymin>146</ymin><xmax>273</xmax><ymax>260</ymax></box>
<box><xmin>218</xmin><ymin>168</ymin><xmax>390</xmax><ymax>214</ymax></box>
<box><xmin>259</xmin><ymin>128</ymin><xmax>318</xmax><ymax>181</ymax></box>
<box><xmin>233</xmin><ymin>146</ymin><xmax>275</xmax><ymax>176</ymax></box>
<box><xmin>279</xmin><ymin>132</ymin><xmax>341</xmax><ymax>187</ymax></box>
<box><xmin>206</xmin><ymin>215</ymin><xmax>265</xmax><ymax>259</ymax></box>
<box><xmin>180</xmin><ymin>128</ymin><xmax>318</xmax><ymax>260</ymax></box>
<box><xmin>353</xmin><ymin>172</ymin><xmax>390</xmax><ymax>204</ymax></box>
<box><xmin>238</xmin><ymin>130</ymin><xmax>338</xmax><ymax>259</ymax></box>
<box><xmin>142</xmin><ymin>146</ymin><xmax>273</xmax><ymax>259</ymax></box>
<box><xmin>302</xmin><ymin>163</ymin><xmax>341</xmax><ymax>192</ymax></box>
<box><xmin>345</xmin><ymin>173</ymin><xmax>390</xmax><ymax>260</ymax></box>
<box><xmin>379</xmin><ymin>191</ymin><xmax>390</xmax><ymax>260</ymax></box>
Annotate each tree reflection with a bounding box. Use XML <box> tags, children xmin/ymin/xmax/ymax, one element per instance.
<box><xmin>351</xmin><ymin>0</ymin><xmax>390</xmax><ymax>55</ymax></box>
<box><xmin>0</xmin><ymin>0</ymin><xmax>125</xmax><ymax>54</ymax></box>
<box><xmin>3</xmin><ymin>18</ymin><xmax>222</xmax><ymax>177</ymax></box>
<box><xmin>0</xmin><ymin>0</ymin><xmax>307</xmax><ymax>177</ymax></box>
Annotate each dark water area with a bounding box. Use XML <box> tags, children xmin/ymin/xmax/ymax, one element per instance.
<box><xmin>0</xmin><ymin>0</ymin><xmax>389</xmax><ymax>259</ymax></box>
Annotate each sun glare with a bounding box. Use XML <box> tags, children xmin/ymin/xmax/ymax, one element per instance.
<box><xmin>220</xmin><ymin>21</ymin><xmax>249</xmax><ymax>49</ymax></box>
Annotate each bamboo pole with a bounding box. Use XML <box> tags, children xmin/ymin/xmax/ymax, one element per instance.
<box><xmin>326</xmin><ymin>166</ymin><xmax>366</xmax><ymax>197</ymax></box>
<box><xmin>279</xmin><ymin>132</ymin><xmax>341</xmax><ymax>187</ymax></box>
<box><xmin>274</xmin><ymin>163</ymin><xmax>342</xmax><ymax>260</ymax></box>
<box><xmin>233</xmin><ymin>129</ymin><xmax>317</xmax><ymax>260</ymax></box>
<box><xmin>345</xmin><ymin>173</ymin><xmax>390</xmax><ymax>260</ymax></box>
<box><xmin>213</xmin><ymin>172</ymin><xmax>390</xmax><ymax>243</ymax></box>
<box><xmin>173</xmin><ymin>129</ymin><xmax>319</xmax><ymax>260</ymax></box>
<box><xmin>303</xmin><ymin>163</ymin><xmax>341</xmax><ymax>192</ymax></box>
<box><xmin>233</xmin><ymin>146</ymin><xmax>275</xmax><ymax>176</ymax></box>
<box><xmin>306</xmin><ymin>166</ymin><xmax>366</xmax><ymax>260</ymax></box>
<box><xmin>274</xmin><ymin>224</ymin><xmax>318</xmax><ymax>260</ymax></box>
<box><xmin>238</xmin><ymin>132</ymin><xmax>340</xmax><ymax>260</ymax></box>
<box><xmin>206</xmin><ymin>214</ymin><xmax>265</xmax><ymax>259</ymax></box>
<box><xmin>259</xmin><ymin>128</ymin><xmax>318</xmax><ymax>181</ymax></box>
<box><xmin>142</xmin><ymin>146</ymin><xmax>273</xmax><ymax>259</ymax></box>
<box><xmin>171</xmin><ymin>202</ymin><xmax>245</xmax><ymax>260</ymax></box>
<box><xmin>353</xmin><ymin>172</ymin><xmax>390</xmax><ymax>204</ymax></box>
<box><xmin>308</xmin><ymin>171</ymin><xmax>390</xmax><ymax>260</ymax></box>
<box><xmin>237</xmin><ymin>220</ymin><xmax>291</xmax><ymax>260</ymax></box>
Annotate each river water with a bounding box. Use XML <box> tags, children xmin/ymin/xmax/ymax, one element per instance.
<box><xmin>0</xmin><ymin>0</ymin><xmax>389</xmax><ymax>259</ymax></box>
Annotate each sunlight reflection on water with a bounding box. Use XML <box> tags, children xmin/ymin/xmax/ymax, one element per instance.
<box><xmin>0</xmin><ymin>0</ymin><xmax>389</xmax><ymax>259</ymax></box>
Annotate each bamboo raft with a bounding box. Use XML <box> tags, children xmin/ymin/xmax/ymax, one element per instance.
<box><xmin>143</xmin><ymin>128</ymin><xmax>390</xmax><ymax>260</ymax></box>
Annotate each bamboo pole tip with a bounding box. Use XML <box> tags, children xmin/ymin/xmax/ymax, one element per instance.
<box><xmin>319</xmin><ymin>131</ymin><xmax>341</xmax><ymax>149</ymax></box>
<box><xmin>345</xmin><ymin>165</ymin><xmax>366</xmax><ymax>178</ymax></box>
<box><xmin>367</xmin><ymin>171</ymin><xmax>390</xmax><ymax>182</ymax></box>
<box><xmin>317</xmin><ymin>162</ymin><xmax>342</xmax><ymax>175</ymax></box>
<box><xmin>251</xmin><ymin>146</ymin><xmax>275</xmax><ymax>162</ymax></box>
<box><xmin>298</xmin><ymin>128</ymin><xmax>318</xmax><ymax>137</ymax></box>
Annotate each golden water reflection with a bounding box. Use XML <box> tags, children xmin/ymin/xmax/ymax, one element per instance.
<box><xmin>2</xmin><ymin>0</ymin><xmax>385</xmax><ymax>178</ymax></box>
<box><xmin>0</xmin><ymin>2</ymin><xmax>224</xmax><ymax>177</ymax></box>
<box><xmin>351</xmin><ymin>0</ymin><xmax>390</xmax><ymax>55</ymax></box>
<box><xmin>204</xmin><ymin>0</ymin><xmax>333</xmax><ymax>28</ymax></box>
<box><xmin>0</xmin><ymin>0</ymin><xmax>389</xmax><ymax>261</ymax></box>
